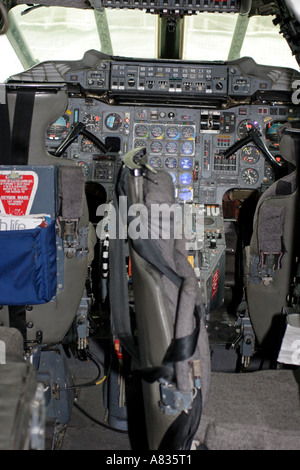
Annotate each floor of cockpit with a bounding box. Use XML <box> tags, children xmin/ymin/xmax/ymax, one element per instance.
<box><xmin>47</xmin><ymin>334</ymin><xmax>132</xmax><ymax>451</ymax></box>
<box><xmin>46</xmin><ymin>299</ymin><xmax>239</xmax><ymax>450</ymax></box>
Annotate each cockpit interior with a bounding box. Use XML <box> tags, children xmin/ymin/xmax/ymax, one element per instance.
<box><xmin>0</xmin><ymin>0</ymin><xmax>300</xmax><ymax>452</ymax></box>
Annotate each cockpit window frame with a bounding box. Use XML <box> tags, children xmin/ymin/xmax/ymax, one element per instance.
<box><xmin>0</xmin><ymin>4</ymin><xmax>299</xmax><ymax>82</ymax></box>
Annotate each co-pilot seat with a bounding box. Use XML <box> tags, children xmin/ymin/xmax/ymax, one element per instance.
<box><xmin>245</xmin><ymin>122</ymin><xmax>300</xmax><ymax>359</ymax></box>
<box><xmin>0</xmin><ymin>87</ymin><xmax>91</xmax><ymax>425</ymax></box>
<box><xmin>0</xmin><ymin>87</ymin><xmax>90</xmax><ymax>346</ymax></box>
<box><xmin>109</xmin><ymin>148</ymin><xmax>211</xmax><ymax>450</ymax></box>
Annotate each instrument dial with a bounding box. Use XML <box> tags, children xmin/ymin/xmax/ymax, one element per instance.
<box><xmin>78</xmin><ymin>161</ymin><xmax>90</xmax><ymax>177</ymax></box>
<box><xmin>149</xmin><ymin>156</ymin><xmax>163</xmax><ymax>169</ymax></box>
<box><xmin>150</xmin><ymin>125</ymin><xmax>164</xmax><ymax>138</ymax></box>
<box><xmin>168</xmin><ymin>172</ymin><xmax>177</xmax><ymax>184</ymax></box>
<box><xmin>83</xmin><ymin>113</ymin><xmax>100</xmax><ymax>132</ymax></box>
<box><xmin>179</xmin><ymin>188</ymin><xmax>192</xmax><ymax>201</ymax></box>
<box><xmin>150</xmin><ymin>140</ymin><xmax>163</xmax><ymax>153</ymax></box>
<box><xmin>264</xmin><ymin>164</ymin><xmax>274</xmax><ymax>182</ymax></box>
<box><xmin>46</xmin><ymin>114</ymin><xmax>70</xmax><ymax>141</ymax></box>
<box><xmin>180</xmin><ymin>157</ymin><xmax>193</xmax><ymax>170</ymax></box>
<box><xmin>166</xmin><ymin>141</ymin><xmax>178</xmax><ymax>154</ymax></box>
<box><xmin>238</xmin><ymin>119</ymin><xmax>260</xmax><ymax>139</ymax></box>
<box><xmin>181</xmin><ymin>141</ymin><xmax>194</xmax><ymax>155</ymax></box>
<box><xmin>166</xmin><ymin>126</ymin><xmax>179</xmax><ymax>139</ymax></box>
<box><xmin>105</xmin><ymin>113</ymin><xmax>122</xmax><ymax>130</ymax></box>
<box><xmin>265</xmin><ymin>120</ymin><xmax>285</xmax><ymax>147</ymax></box>
<box><xmin>135</xmin><ymin>124</ymin><xmax>148</xmax><ymax>138</ymax></box>
<box><xmin>241</xmin><ymin>146</ymin><xmax>260</xmax><ymax>164</ymax></box>
<box><xmin>134</xmin><ymin>139</ymin><xmax>147</xmax><ymax>148</ymax></box>
<box><xmin>241</xmin><ymin>168</ymin><xmax>259</xmax><ymax>185</ymax></box>
<box><xmin>165</xmin><ymin>156</ymin><xmax>178</xmax><ymax>169</ymax></box>
<box><xmin>181</xmin><ymin>126</ymin><xmax>194</xmax><ymax>139</ymax></box>
<box><xmin>180</xmin><ymin>172</ymin><xmax>193</xmax><ymax>185</ymax></box>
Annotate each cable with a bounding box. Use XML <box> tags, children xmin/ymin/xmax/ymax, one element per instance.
<box><xmin>53</xmin><ymin>348</ymin><xmax>128</xmax><ymax>434</ymax></box>
<box><xmin>74</xmin><ymin>402</ymin><xmax>128</xmax><ymax>434</ymax></box>
<box><xmin>95</xmin><ymin>375</ymin><xmax>107</xmax><ymax>385</ymax></box>
<box><xmin>56</xmin><ymin>349</ymin><xmax>106</xmax><ymax>392</ymax></box>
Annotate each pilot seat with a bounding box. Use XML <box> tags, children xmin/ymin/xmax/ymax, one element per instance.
<box><xmin>245</xmin><ymin>120</ymin><xmax>300</xmax><ymax>362</ymax></box>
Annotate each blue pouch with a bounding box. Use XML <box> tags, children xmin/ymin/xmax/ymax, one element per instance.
<box><xmin>0</xmin><ymin>220</ymin><xmax>57</xmax><ymax>305</ymax></box>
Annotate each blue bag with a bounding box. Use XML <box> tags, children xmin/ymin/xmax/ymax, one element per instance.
<box><xmin>0</xmin><ymin>220</ymin><xmax>57</xmax><ymax>305</ymax></box>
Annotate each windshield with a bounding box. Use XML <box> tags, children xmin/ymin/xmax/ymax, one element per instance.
<box><xmin>0</xmin><ymin>5</ymin><xmax>298</xmax><ymax>81</ymax></box>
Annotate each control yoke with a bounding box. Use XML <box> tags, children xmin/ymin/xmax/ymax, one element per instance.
<box><xmin>221</xmin><ymin>128</ymin><xmax>284</xmax><ymax>168</ymax></box>
<box><xmin>52</xmin><ymin>122</ymin><xmax>108</xmax><ymax>157</ymax></box>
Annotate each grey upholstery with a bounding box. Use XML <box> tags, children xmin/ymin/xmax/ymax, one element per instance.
<box><xmin>119</xmin><ymin>164</ymin><xmax>211</xmax><ymax>449</ymax></box>
<box><xmin>0</xmin><ymin>89</ymin><xmax>90</xmax><ymax>346</ymax></box>
<box><xmin>246</xmin><ymin>122</ymin><xmax>299</xmax><ymax>353</ymax></box>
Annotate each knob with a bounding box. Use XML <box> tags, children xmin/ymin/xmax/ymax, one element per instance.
<box><xmin>210</xmin><ymin>237</ymin><xmax>217</xmax><ymax>249</ymax></box>
<box><xmin>128</xmin><ymin>78</ymin><xmax>135</xmax><ymax>87</ymax></box>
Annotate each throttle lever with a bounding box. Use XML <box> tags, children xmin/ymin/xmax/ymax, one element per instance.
<box><xmin>221</xmin><ymin>128</ymin><xmax>285</xmax><ymax>168</ymax></box>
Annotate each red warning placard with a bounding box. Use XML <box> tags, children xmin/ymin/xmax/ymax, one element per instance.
<box><xmin>0</xmin><ymin>171</ymin><xmax>38</xmax><ymax>216</ymax></box>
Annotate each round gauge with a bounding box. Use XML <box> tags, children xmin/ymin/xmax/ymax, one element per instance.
<box><xmin>83</xmin><ymin>113</ymin><xmax>100</xmax><ymax>132</ymax></box>
<box><xmin>166</xmin><ymin>126</ymin><xmax>179</xmax><ymax>139</ymax></box>
<box><xmin>168</xmin><ymin>172</ymin><xmax>177</xmax><ymax>184</ymax></box>
<box><xmin>180</xmin><ymin>172</ymin><xmax>193</xmax><ymax>185</ymax></box>
<box><xmin>135</xmin><ymin>124</ymin><xmax>148</xmax><ymax>138</ymax></box>
<box><xmin>134</xmin><ymin>139</ymin><xmax>147</xmax><ymax>148</ymax></box>
<box><xmin>180</xmin><ymin>157</ymin><xmax>193</xmax><ymax>170</ymax></box>
<box><xmin>46</xmin><ymin>114</ymin><xmax>69</xmax><ymax>140</ymax></box>
<box><xmin>166</xmin><ymin>141</ymin><xmax>178</xmax><ymax>154</ymax></box>
<box><xmin>179</xmin><ymin>188</ymin><xmax>192</xmax><ymax>201</ymax></box>
<box><xmin>78</xmin><ymin>161</ymin><xmax>90</xmax><ymax>177</ymax></box>
<box><xmin>165</xmin><ymin>156</ymin><xmax>178</xmax><ymax>169</ymax></box>
<box><xmin>241</xmin><ymin>146</ymin><xmax>260</xmax><ymax>164</ymax></box>
<box><xmin>150</xmin><ymin>140</ymin><xmax>163</xmax><ymax>153</ymax></box>
<box><xmin>238</xmin><ymin>119</ymin><xmax>260</xmax><ymax>139</ymax></box>
<box><xmin>81</xmin><ymin>136</ymin><xmax>99</xmax><ymax>153</ymax></box>
<box><xmin>241</xmin><ymin>168</ymin><xmax>259</xmax><ymax>185</ymax></box>
<box><xmin>150</xmin><ymin>125</ymin><xmax>164</xmax><ymax>138</ymax></box>
<box><xmin>105</xmin><ymin>113</ymin><xmax>122</xmax><ymax>130</ymax></box>
<box><xmin>149</xmin><ymin>156</ymin><xmax>163</xmax><ymax>169</ymax></box>
<box><xmin>265</xmin><ymin>120</ymin><xmax>284</xmax><ymax>146</ymax></box>
<box><xmin>181</xmin><ymin>141</ymin><xmax>194</xmax><ymax>155</ymax></box>
<box><xmin>264</xmin><ymin>164</ymin><xmax>274</xmax><ymax>181</ymax></box>
<box><xmin>181</xmin><ymin>126</ymin><xmax>194</xmax><ymax>139</ymax></box>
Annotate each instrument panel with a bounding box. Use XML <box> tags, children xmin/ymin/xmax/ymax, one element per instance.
<box><xmin>46</xmin><ymin>98</ymin><xmax>296</xmax><ymax>205</ymax></box>
<box><xmin>67</xmin><ymin>59</ymin><xmax>272</xmax><ymax>98</ymax></box>
<box><xmin>43</xmin><ymin>55</ymin><xmax>300</xmax><ymax>204</ymax></box>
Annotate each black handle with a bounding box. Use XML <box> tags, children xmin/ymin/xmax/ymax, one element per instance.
<box><xmin>221</xmin><ymin>129</ymin><xmax>284</xmax><ymax>168</ymax></box>
<box><xmin>52</xmin><ymin>122</ymin><xmax>108</xmax><ymax>157</ymax></box>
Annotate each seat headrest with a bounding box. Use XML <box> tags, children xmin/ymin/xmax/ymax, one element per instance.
<box><xmin>278</xmin><ymin>121</ymin><xmax>300</xmax><ymax>167</ymax></box>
